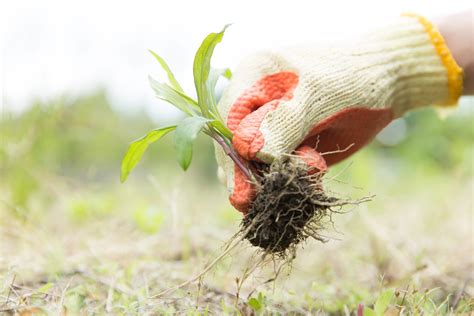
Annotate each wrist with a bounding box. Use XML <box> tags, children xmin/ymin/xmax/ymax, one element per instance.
<box><xmin>368</xmin><ymin>14</ymin><xmax>464</xmax><ymax>116</ymax></box>
<box><xmin>432</xmin><ymin>11</ymin><xmax>474</xmax><ymax>95</ymax></box>
<box><xmin>401</xmin><ymin>13</ymin><xmax>463</xmax><ymax>107</ymax></box>
<box><xmin>354</xmin><ymin>15</ymin><xmax>462</xmax><ymax>116</ymax></box>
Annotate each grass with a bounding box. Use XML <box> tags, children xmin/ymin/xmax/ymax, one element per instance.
<box><xmin>0</xmin><ymin>93</ymin><xmax>473</xmax><ymax>314</ymax></box>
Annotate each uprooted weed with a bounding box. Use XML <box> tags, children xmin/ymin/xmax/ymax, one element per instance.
<box><xmin>241</xmin><ymin>158</ymin><xmax>364</xmax><ymax>256</ymax></box>
<box><xmin>153</xmin><ymin>157</ymin><xmax>371</xmax><ymax>298</ymax></box>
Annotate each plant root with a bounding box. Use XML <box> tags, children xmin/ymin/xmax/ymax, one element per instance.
<box><xmin>241</xmin><ymin>158</ymin><xmax>368</xmax><ymax>256</ymax></box>
<box><xmin>151</xmin><ymin>157</ymin><xmax>371</xmax><ymax>299</ymax></box>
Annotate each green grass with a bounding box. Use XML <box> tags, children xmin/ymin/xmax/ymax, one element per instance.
<box><xmin>0</xmin><ymin>93</ymin><xmax>473</xmax><ymax>314</ymax></box>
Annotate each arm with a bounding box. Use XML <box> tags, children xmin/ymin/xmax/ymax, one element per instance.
<box><xmin>216</xmin><ymin>12</ymin><xmax>470</xmax><ymax>212</ymax></box>
<box><xmin>434</xmin><ymin>10</ymin><xmax>474</xmax><ymax>94</ymax></box>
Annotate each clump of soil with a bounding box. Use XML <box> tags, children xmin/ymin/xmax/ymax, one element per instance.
<box><xmin>241</xmin><ymin>158</ymin><xmax>340</xmax><ymax>255</ymax></box>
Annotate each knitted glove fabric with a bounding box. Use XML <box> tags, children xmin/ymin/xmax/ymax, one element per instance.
<box><xmin>215</xmin><ymin>14</ymin><xmax>463</xmax><ymax>213</ymax></box>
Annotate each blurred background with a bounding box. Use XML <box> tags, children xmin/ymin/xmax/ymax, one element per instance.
<box><xmin>1</xmin><ymin>0</ymin><xmax>473</xmax><ymax>314</ymax></box>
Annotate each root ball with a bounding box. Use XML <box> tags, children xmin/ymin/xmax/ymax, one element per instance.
<box><xmin>242</xmin><ymin>159</ymin><xmax>337</xmax><ymax>255</ymax></box>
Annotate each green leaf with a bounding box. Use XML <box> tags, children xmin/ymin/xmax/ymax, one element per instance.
<box><xmin>174</xmin><ymin>116</ymin><xmax>211</xmax><ymax>170</ymax></box>
<box><xmin>149</xmin><ymin>76</ymin><xmax>198</xmax><ymax>115</ymax></box>
<box><xmin>363</xmin><ymin>307</ymin><xmax>377</xmax><ymax>316</ymax></box>
<box><xmin>193</xmin><ymin>25</ymin><xmax>230</xmax><ymax>118</ymax></box>
<box><xmin>148</xmin><ymin>50</ymin><xmax>184</xmax><ymax>92</ymax></box>
<box><xmin>36</xmin><ymin>282</ymin><xmax>54</xmax><ymax>294</ymax></box>
<box><xmin>64</xmin><ymin>286</ymin><xmax>86</xmax><ymax>313</ymax></box>
<box><xmin>209</xmin><ymin>120</ymin><xmax>233</xmax><ymax>140</ymax></box>
<box><xmin>121</xmin><ymin>126</ymin><xmax>176</xmax><ymax>182</ymax></box>
<box><xmin>374</xmin><ymin>289</ymin><xmax>394</xmax><ymax>315</ymax></box>
<box><xmin>207</xmin><ymin>67</ymin><xmax>232</xmax><ymax>120</ymax></box>
<box><xmin>248</xmin><ymin>297</ymin><xmax>262</xmax><ymax>311</ymax></box>
<box><xmin>173</xmin><ymin>88</ymin><xmax>201</xmax><ymax>112</ymax></box>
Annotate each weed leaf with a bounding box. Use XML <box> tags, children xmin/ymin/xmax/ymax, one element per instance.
<box><xmin>193</xmin><ymin>25</ymin><xmax>230</xmax><ymax>118</ymax></box>
<box><xmin>121</xmin><ymin>126</ymin><xmax>177</xmax><ymax>182</ymax></box>
<box><xmin>248</xmin><ymin>298</ymin><xmax>262</xmax><ymax>311</ymax></box>
<box><xmin>174</xmin><ymin>116</ymin><xmax>211</xmax><ymax>170</ymax></box>
<box><xmin>148</xmin><ymin>50</ymin><xmax>184</xmax><ymax>92</ymax></box>
<box><xmin>207</xmin><ymin>67</ymin><xmax>232</xmax><ymax>120</ymax></box>
<box><xmin>36</xmin><ymin>282</ymin><xmax>54</xmax><ymax>294</ymax></box>
<box><xmin>149</xmin><ymin>76</ymin><xmax>198</xmax><ymax>115</ymax></box>
<box><xmin>209</xmin><ymin>120</ymin><xmax>233</xmax><ymax>140</ymax></box>
<box><xmin>123</xmin><ymin>26</ymin><xmax>233</xmax><ymax>183</ymax></box>
<box><xmin>374</xmin><ymin>289</ymin><xmax>394</xmax><ymax>315</ymax></box>
<box><xmin>363</xmin><ymin>307</ymin><xmax>376</xmax><ymax>316</ymax></box>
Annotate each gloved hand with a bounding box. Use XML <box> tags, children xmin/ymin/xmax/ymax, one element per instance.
<box><xmin>215</xmin><ymin>14</ymin><xmax>463</xmax><ymax>213</ymax></box>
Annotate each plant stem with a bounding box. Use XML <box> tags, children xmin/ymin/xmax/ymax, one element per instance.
<box><xmin>212</xmin><ymin>133</ymin><xmax>253</xmax><ymax>180</ymax></box>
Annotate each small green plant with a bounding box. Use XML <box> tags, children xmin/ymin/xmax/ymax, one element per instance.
<box><xmin>120</xmin><ymin>26</ymin><xmax>359</xmax><ymax>257</ymax></box>
<box><xmin>363</xmin><ymin>289</ymin><xmax>394</xmax><ymax>316</ymax></box>
<box><xmin>248</xmin><ymin>292</ymin><xmax>266</xmax><ymax>313</ymax></box>
<box><xmin>120</xmin><ymin>25</ymin><xmax>251</xmax><ymax>182</ymax></box>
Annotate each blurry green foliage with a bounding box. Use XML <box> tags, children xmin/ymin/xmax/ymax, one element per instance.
<box><xmin>364</xmin><ymin>288</ymin><xmax>394</xmax><ymax>316</ymax></box>
<box><xmin>63</xmin><ymin>285</ymin><xmax>87</xmax><ymax>313</ymax></box>
<box><xmin>331</xmin><ymin>106</ymin><xmax>473</xmax><ymax>192</ymax></box>
<box><xmin>0</xmin><ymin>93</ymin><xmax>472</xmax><ymax>316</ymax></box>
<box><xmin>248</xmin><ymin>292</ymin><xmax>266</xmax><ymax>313</ymax></box>
<box><xmin>377</xmin><ymin>108</ymin><xmax>473</xmax><ymax>172</ymax></box>
<box><xmin>216</xmin><ymin>206</ymin><xmax>241</xmax><ymax>226</ymax></box>
<box><xmin>68</xmin><ymin>195</ymin><xmax>115</xmax><ymax>222</ymax></box>
<box><xmin>0</xmin><ymin>91</ymin><xmax>217</xmax><ymax>213</ymax></box>
<box><xmin>1</xmin><ymin>92</ymin><xmax>160</xmax><ymax>178</ymax></box>
<box><xmin>133</xmin><ymin>206</ymin><xmax>164</xmax><ymax>234</ymax></box>
<box><xmin>1</xmin><ymin>92</ymin><xmax>472</xmax><ymax>217</ymax></box>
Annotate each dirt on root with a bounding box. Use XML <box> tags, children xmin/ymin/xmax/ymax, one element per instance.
<box><xmin>241</xmin><ymin>159</ymin><xmax>339</xmax><ymax>255</ymax></box>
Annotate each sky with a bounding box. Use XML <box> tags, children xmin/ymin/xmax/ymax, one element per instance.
<box><xmin>1</xmin><ymin>0</ymin><xmax>472</xmax><ymax>122</ymax></box>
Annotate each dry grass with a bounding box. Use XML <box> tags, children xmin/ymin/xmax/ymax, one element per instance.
<box><xmin>1</xmin><ymin>158</ymin><xmax>473</xmax><ymax>315</ymax></box>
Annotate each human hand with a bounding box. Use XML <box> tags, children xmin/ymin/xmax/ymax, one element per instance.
<box><xmin>215</xmin><ymin>14</ymin><xmax>463</xmax><ymax>213</ymax></box>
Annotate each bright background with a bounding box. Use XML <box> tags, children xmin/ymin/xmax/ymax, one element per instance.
<box><xmin>1</xmin><ymin>1</ymin><xmax>473</xmax><ymax>314</ymax></box>
<box><xmin>2</xmin><ymin>0</ymin><xmax>472</xmax><ymax>117</ymax></box>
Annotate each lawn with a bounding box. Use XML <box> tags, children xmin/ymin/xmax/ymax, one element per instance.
<box><xmin>1</xmin><ymin>93</ymin><xmax>472</xmax><ymax>315</ymax></box>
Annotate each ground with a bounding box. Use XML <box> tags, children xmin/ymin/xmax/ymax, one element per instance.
<box><xmin>0</xmin><ymin>94</ymin><xmax>473</xmax><ymax>315</ymax></box>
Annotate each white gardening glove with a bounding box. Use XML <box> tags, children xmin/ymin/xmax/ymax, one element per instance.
<box><xmin>215</xmin><ymin>14</ymin><xmax>463</xmax><ymax>213</ymax></box>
